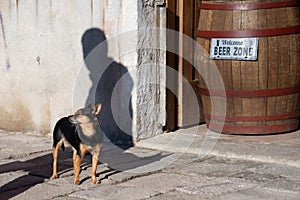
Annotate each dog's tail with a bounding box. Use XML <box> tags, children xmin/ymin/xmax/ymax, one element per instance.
<box><xmin>53</xmin><ymin>120</ymin><xmax>65</xmax><ymax>151</ymax></box>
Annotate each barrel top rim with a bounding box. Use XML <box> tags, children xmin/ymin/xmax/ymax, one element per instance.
<box><xmin>199</xmin><ymin>0</ymin><xmax>299</xmax><ymax>11</ymax></box>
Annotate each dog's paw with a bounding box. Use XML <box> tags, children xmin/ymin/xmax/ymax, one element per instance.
<box><xmin>92</xmin><ymin>178</ymin><xmax>100</xmax><ymax>184</ymax></box>
<box><xmin>74</xmin><ymin>180</ymin><xmax>81</xmax><ymax>185</ymax></box>
<box><xmin>50</xmin><ymin>174</ymin><xmax>58</xmax><ymax>180</ymax></box>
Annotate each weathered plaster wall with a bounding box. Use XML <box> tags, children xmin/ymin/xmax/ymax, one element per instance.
<box><xmin>0</xmin><ymin>0</ymin><xmax>86</xmax><ymax>133</ymax></box>
<box><xmin>0</xmin><ymin>0</ymin><xmax>167</xmax><ymax>142</ymax></box>
<box><xmin>0</xmin><ymin>0</ymin><xmax>139</xmax><ymax>135</ymax></box>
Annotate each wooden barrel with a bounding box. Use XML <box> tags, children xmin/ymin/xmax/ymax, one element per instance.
<box><xmin>196</xmin><ymin>0</ymin><xmax>300</xmax><ymax>134</ymax></box>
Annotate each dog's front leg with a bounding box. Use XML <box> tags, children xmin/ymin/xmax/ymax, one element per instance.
<box><xmin>91</xmin><ymin>144</ymin><xmax>103</xmax><ymax>184</ymax></box>
<box><xmin>73</xmin><ymin>151</ymin><xmax>81</xmax><ymax>185</ymax></box>
<box><xmin>92</xmin><ymin>154</ymin><xmax>99</xmax><ymax>184</ymax></box>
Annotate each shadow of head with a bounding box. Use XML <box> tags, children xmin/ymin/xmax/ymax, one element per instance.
<box><xmin>81</xmin><ymin>28</ymin><xmax>108</xmax><ymax>60</ymax></box>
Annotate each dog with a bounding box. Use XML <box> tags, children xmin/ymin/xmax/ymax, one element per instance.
<box><xmin>51</xmin><ymin>103</ymin><xmax>103</xmax><ymax>185</ymax></box>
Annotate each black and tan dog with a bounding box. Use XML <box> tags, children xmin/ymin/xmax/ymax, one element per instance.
<box><xmin>51</xmin><ymin>103</ymin><xmax>104</xmax><ymax>185</ymax></box>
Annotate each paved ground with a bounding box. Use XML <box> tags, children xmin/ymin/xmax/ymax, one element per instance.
<box><xmin>0</xmin><ymin>125</ymin><xmax>299</xmax><ymax>200</ymax></box>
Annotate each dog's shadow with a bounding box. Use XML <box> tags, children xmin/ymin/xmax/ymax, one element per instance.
<box><xmin>0</xmin><ymin>148</ymin><xmax>99</xmax><ymax>199</ymax></box>
<box><xmin>0</xmin><ymin>146</ymin><xmax>169</xmax><ymax>199</ymax></box>
<box><xmin>0</xmin><ymin>148</ymin><xmax>101</xmax><ymax>199</ymax></box>
<box><xmin>0</xmin><ymin>150</ymin><xmax>74</xmax><ymax>200</ymax></box>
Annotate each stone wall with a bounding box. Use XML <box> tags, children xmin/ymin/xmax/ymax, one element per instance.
<box><xmin>135</xmin><ymin>0</ymin><xmax>166</xmax><ymax>141</ymax></box>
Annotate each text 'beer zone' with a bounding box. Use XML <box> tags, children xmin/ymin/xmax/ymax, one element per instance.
<box><xmin>210</xmin><ymin>38</ymin><xmax>258</xmax><ymax>61</ymax></box>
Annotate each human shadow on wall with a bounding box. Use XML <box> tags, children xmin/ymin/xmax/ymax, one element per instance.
<box><xmin>79</xmin><ymin>28</ymin><xmax>170</xmax><ymax>177</ymax></box>
<box><xmin>81</xmin><ymin>28</ymin><xmax>133</xmax><ymax>148</ymax></box>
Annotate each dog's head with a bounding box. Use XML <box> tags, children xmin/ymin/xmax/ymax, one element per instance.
<box><xmin>69</xmin><ymin>103</ymin><xmax>102</xmax><ymax>124</ymax></box>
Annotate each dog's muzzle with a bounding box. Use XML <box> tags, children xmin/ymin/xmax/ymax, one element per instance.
<box><xmin>68</xmin><ymin>115</ymin><xmax>78</xmax><ymax>124</ymax></box>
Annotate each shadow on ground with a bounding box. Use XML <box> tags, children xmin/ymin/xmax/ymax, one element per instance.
<box><xmin>0</xmin><ymin>146</ymin><xmax>169</xmax><ymax>200</ymax></box>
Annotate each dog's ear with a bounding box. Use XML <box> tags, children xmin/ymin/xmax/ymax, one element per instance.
<box><xmin>94</xmin><ymin>103</ymin><xmax>102</xmax><ymax>115</ymax></box>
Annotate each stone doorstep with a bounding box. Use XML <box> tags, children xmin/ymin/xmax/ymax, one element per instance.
<box><xmin>136</xmin><ymin>126</ymin><xmax>300</xmax><ymax>168</ymax></box>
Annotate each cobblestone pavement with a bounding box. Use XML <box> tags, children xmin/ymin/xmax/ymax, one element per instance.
<box><xmin>0</xmin><ymin>126</ymin><xmax>299</xmax><ymax>200</ymax></box>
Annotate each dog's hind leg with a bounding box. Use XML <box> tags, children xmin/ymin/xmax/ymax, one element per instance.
<box><xmin>51</xmin><ymin>140</ymin><xmax>63</xmax><ymax>179</ymax></box>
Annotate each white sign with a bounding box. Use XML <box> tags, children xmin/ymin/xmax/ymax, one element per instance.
<box><xmin>210</xmin><ymin>38</ymin><xmax>258</xmax><ymax>60</ymax></box>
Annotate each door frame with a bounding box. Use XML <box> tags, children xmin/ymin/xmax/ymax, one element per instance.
<box><xmin>165</xmin><ymin>0</ymin><xmax>203</xmax><ymax>131</ymax></box>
